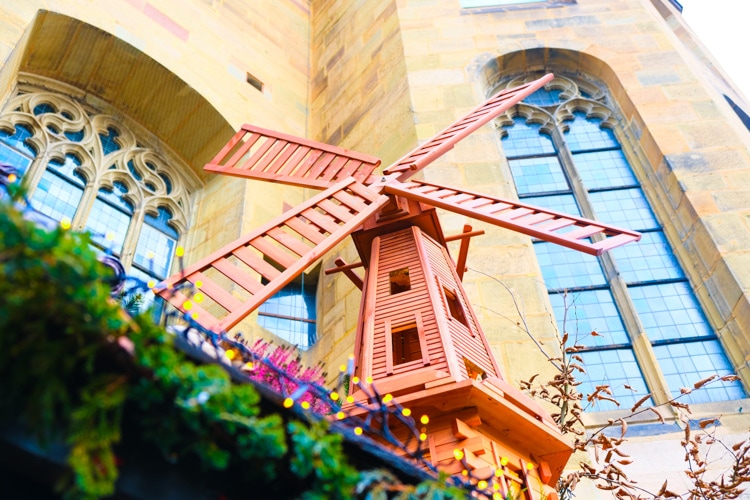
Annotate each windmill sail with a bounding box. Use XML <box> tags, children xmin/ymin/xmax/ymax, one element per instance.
<box><xmin>157</xmin><ymin>178</ymin><xmax>388</xmax><ymax>331</ymax></box>
<box><xmin>204</xmin><ymin>125</ymin><xmax>381</xmax><ymax>189</ymax></box>
<box><xmin>383</xmin><ymin>73</ymin><xmax>554</xmax><ymax>180</ymax></box>
<box><xmin>385</xmin><ymin>179</ymin><xmax>640</xmax><ymax>255</ymax></box>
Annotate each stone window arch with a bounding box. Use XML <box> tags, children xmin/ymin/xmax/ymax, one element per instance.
<box><xmin>492</xmin><ymin>73</ymin><xmax>746</xmax><ymax>410</ymax></box>
<box><xmin>0</xmin><ymin>81</ymin><xmax>196</xmax><ymax>302</ymax></box>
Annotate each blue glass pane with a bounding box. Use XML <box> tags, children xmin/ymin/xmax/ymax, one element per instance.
<box><xmin>144</xmin><ymin>207</ymin><xmax>179</xmax><ymax>239</ymax></box>
<box><xmin>629</xmin><ymin>282</ymin><xmax>713</xmax><ymax>341</ymax></box>
<box><xmin>31</xmin><ymin>171</ymin><xmax>83</xmax><ymax>222</ymax></box>
<box><xmin>160</xmin><ymin>174</ymin><xmax>173</xmax><ymax>194</ymax></box>
<box><xmin>577</xmin><ymin>349</ymin><xmax>651</xmax><ymax>412</ymax></box>
<box><xmin>127</xmin><ymin>160</ymin><xmax>142</xmax><ymax>180</ymax></box>
<box><xmin>564</xmin><ymin>113</ymin><xmax>619</xmax><ymax>152</ymax></box>
<box><xmin>259</xmin><ymin>282</ymin><xmax>317</xmax><ymax>349</ymax></box>
<box><xmin>64</xmin><ymin>130</ymin><xmax>85</xmax><ymax>142</ymax></box>
<box><xmin>522</xmin><ymin>194</ymin><xmax>581</xmax><ymax>216</ymax></box>
<box><xmin>133</xmin><ymin>224</ymin><xmax>176</xmax><ymax>279</ymax></box>
<box><xmin>97</xmin><ymin>182</ymin><xmax>134</xmax><ymax>213</ymax></box>
<box><xmin>0</xmin><ymin>124</ymin><xmax>37</xmax><ymax>158</ymax></box>
<box><xmin>589</xmin><ymin>188</ymin><xmax>659</xmax><ymax>231</ymax></box>
<box><xmin>0</xmin><ymin>141</ymin><xmax>33</xmax><ymax>176</ymax></box>
<box><xmin>99</xmin><ymin>127</ymin><xmax>121</xmax><ymax>155</ymax></box>
<box><xmin>549</xmin><ymin>289</ymin><xmax>629</xmax><ymax>347</ymax></box>
<box><xmin>501</xmin><ymin>117</ymin><xmax>556</xmax><ymax>157</ymax></box>
<box><xmin>534</xmin><ymin>241</ymin><xmax>607</xmax><ymax>289</ymax></box>
<box><xmin>653</xmin><ymin>341</ymin><xmax>745</xmax><ymax>403</ymax></box>
<box><xmin>525</xmin><ymin>88</ymin><xmax>563</xmax><ymax>107</ymax></box>
<box><xmin>611</xmin><ymin>231</ymin><xmax>684</xmax><ymax>283</ymax></box>
<box><xmin>47</xmin><ymin>155</ymin><xmax>85</xmax><ymax>185</ymax></box>
<box><xmin>33</xmin><ymin>103</ymin><xmax>56</xmax><ymax>115</ymax></box>
<box><xmin>126</xmin><ymin>267</ymin><xmax>158</xmax><ymax>313</ymax></box>
<box><xmin>86</xmin><ymin>198</ymin><xmax>131</xmax><ymax>254</ymax></box>
<box><xmin>509</xmin><ymin>156</ymin><xmax>568</xmax><ymax>195</ymax></box>
<box><xmin>572</xmin><ymin>150</ymin><xmax>637</xmax><ymax>189</ymax></box>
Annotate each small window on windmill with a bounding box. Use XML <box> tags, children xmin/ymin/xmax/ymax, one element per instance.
<box><xmin>443</xmin><ymin>287</ymin><xmax>468</xmax><ymax>327</ymax></box>
<box><xmin>389</xmin><ymin>267</ymin><xmax>411</xmax><ymax>294</ymax></box>
<box><xmin>392</xmin><ymin>324</ymin><xmax>421</xmax><ymax>365</ymax></box>
<box><xmin>464</xmin><ymin>358</ymin><xmax>486</xmax><ymax>381</ymax></box>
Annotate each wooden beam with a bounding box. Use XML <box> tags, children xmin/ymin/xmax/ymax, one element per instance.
<box><xmin>325</xmin><ymin>257</ymin><xmax>364</xmax><ymax>290</ymax></box>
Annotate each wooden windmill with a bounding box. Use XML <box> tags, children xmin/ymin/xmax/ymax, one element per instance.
<box><xmin>157</xmin><ymin>73</ymin><xmax>640</xmax><ymax>498</ymax></box>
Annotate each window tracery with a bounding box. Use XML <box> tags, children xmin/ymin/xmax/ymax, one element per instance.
<box><xmin>0</xmin><ymin>84</ymin><xmax>196</xmax><ymax>305</ymax></box>
<box><xmin>494</xmin><ymin>74</ymin><xmax>745</xmax><ymax>409</ymax></box>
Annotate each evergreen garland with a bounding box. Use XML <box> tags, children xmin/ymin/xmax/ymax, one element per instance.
<box><xmin>0</xmin><ymin>196</ymin><xmax>466</xmax><ymax>499</ymax></box>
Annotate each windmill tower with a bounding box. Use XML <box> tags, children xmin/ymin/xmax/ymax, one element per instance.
<box><xmin>156</xmin><ymin>74</ymin><xmax>640</xmax><ymax>498</ymax></box>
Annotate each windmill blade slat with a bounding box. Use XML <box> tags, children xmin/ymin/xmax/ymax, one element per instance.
<box><xmin>204</xmin><ymin>124</ymin><xmax>381</xmax><ymax>189</ymax></box>
<box><xmin>250</xmin><ymin>237</ymin><xmax>299</xmax><ymax>268</ymax></box>
<box><xmin>213</xmin><ymin>258</ymin><xmax>265</xmax><ymax>294</ymax></box>
<box><xmin>386</xmin><ymin>179</ymin><xmax>640</xmax><ymax>256</ymax></box>
<box><xmin>233</xmin><ymin>247</ymin><xmax>282</xmax><ymax>281</ymax></box>
<box><xmin>188</xmin><ymin>272</ymin><xmax>243</xmax><ymax>311</ymax></box>
<box><xmin>156</xmin><ymin>177</ymin><xmax>388</xmax><ymax>331</ymax></box>
<box><xmin>382</xmin><ymin>73</ymin><xmax>554</xmax><ymax>180</ymax></box>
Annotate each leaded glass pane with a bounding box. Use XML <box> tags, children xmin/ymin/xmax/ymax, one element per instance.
<box><xmin>611</xmin><ymin>231</ymin><xmax>684</xmax><ymax>283</ymax></box>
<box><xmin>564</xmin><ymin>113</ymin><xmax>619</xmax><ymax>152</ymax></box>
<box><xmin>258</xmin><ymin>283</ymin><xmax>317</xmax><ymax>350</ymax></box>
<box><xmin>134</xmin><ymin>221</ymin><xmax>176</xmax><ymax>279</ymax></box>
<box><xmin>525</xmin><ymin>88</ymin><xmax>563</xmax><ymax>107</ymax></box>
<box><xmin>629</xmin><ymin>282</ymin><xmax>713</xmax><ymax>341</ymax></box>
<box><xmin>32</xmin><ymin>171</ymin><xmax>83</xmax><ymax>222</ymax></box>
<box><xmin>549</xmin><ymin>290</ymin><xmax>629</xmax><ymax>347</ymax></box>
<box><xmin>0</xmin><ymin>141</ymin><xmax>32</xmax><ymax>176</ymax></box>
<box><xmin>578</xmin><ymin>349</ymin><xmax>651</xmax><ymax>412</ymax></box>
<box><xmin>86</xmin><ymin>196</ymin><xmax>131</xmax><ymax>254</ymax></box>
<box><xmin>501</xmin><ymin>117</ymin><xmax>556</xmax><ymax>157</ymax></box>
<box><xmin>572</xmin><ymin>150</ymin><xmax>637</xmax><ymax>189</ymax></box>
<box><xmin>534</xmin><ymin>241</ymin><xmax>607</xmax><ymax>289</ymax></box>
<box><xmin>589</xmin><ymin>188</ymin><xmax>659</xmax><ymax>230</ymax></box>
<box><xmin>522</xmin><ymin>194</ymin><xmax>580</xmax><ymax>216</ymax></box>
<box><xmin>99</xmin><ymin>127</ymin><xmax>121</xmax><ymax>155</ymax></box>
<box><xmin>0</xmin><ymin>124</ymin><xmax>37</xmax><ymax>159</ymax></box>
<box><xmin>653</xmin><ymin>341</ymin><xmax>746</xmax><ymax>403</ymax></box>
<box><xmin>509</xmin><ymin>156</ymin><xmax>568</xmax><ymax>195</ymax></box>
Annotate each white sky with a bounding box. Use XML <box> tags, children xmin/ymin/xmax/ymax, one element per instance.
<box><xmin>680</xmin><ymin>0</ymin><xmax>750</xmax><ymax>99</ymax></box>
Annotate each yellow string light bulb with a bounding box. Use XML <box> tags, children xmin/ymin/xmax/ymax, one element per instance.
<box><xmin>526</xmin><ymin>462</ymin><xmax>534</xmax><ymax>470</ymax></box>
<box><xmin>382</xmin><ymin>394</ymin><xmax>393</xmax><ymax>403</ymax></box>
<box><xmin>500</xmin><ymin>456</ymin><xmax>509</xmax><ymax>466</ymax></box>
<box><xmin>493</xmin><ymin>482</ymin><xmax>500</xmax><ymax>491</ymax></box>
<box><xmin>60</xmin><ymin>217</ymin><xmax>71</xmax><ymax>230</ymax></box>
<box><xmin>243</xmin><ymin>362</ymin><xmax>254</xmax><ymax>371</ymax></box>
<box><xmin>330</xmin><ymin>391</ymin><xmax>339</xmax><ymax>401</ymax></box>
<box><xmin>191</xmin><ymin>312</ymin><xmax>199</xmax><ymax>320</ymax></box>
<box><xmin>301</xmin><ymin>401</ymin><xmax>310</xmax><ymax>409</ymax></box>
<box><xmin>339</xmin><ymin>364</ymin><xmax>347</xmax><ymax>372</ymax></box>
<box><xmin>478</xmin><ymin>480</ymin><xmax>488</xmax><ymax>490</ymax></box>
<box><xmin>493</xmin><ymin>493</ymin><xmax>501</xmax><ymax>500</ymax></box>
<box><xmin>419</xmin><ymin>432</ymin><xmax>427</xmax><ymax>441</ymax></box>
<box><xmin>175</xmin><ymin>246</ymin><xmax>184</xmax><ymax>257</ymax></box>
<box><xmin>193</xmin><ymin>292</ymin><xmax>204</xmax><ymax>303</ymax></box>
<box><xmin>283</xmin><ymin>398</ymin><xmax>294</xmax><ymax>408</ymax></box>
<box><xmin>336</xmin><ymin>411</ymin><xmax>345</xmax><ymax>420</ymax></box>
<box><xmin>7</xmin><ymin>173</ymin><xmax>16</xmax><ymax>183</ymax></box>
<box><xmin>346</xmin><ymin>395</ymin><xmax>354</xmax><ymax>403</ymax></box>
<box><xmin>352</xmin><ymin>376</ymin><xmax>360</xmax><ymax>384</ymax></box>
<box><xmin>401</xmin><ymin>408</ymin><xmax>411</xmax><ymax>417</ymax></box>
<box><xmin>453</xmin><ymin>449</ymin><xmax>464</xmax><ymax>461</ymax></box>
<box><xmin>354</xmin><ymin>427</ymin><xmax>363</xmax><ymax>436</ymax></box>
<box><xmin>495</xmin><ymin>469</ymin><xmax>504</xmax><ymax>477</ymax></box>
<box><xmin>106</xmin><ymin>232</ymin><xmax>115</xmax><ymax>241</ymax></box>
<box><xmin>147</xmin><ymin>280</ymin><xmax>156</xmax><ymax>289</ymax></box>
<box><xmin>420</xmin><ymin>415</ymin><xmax>429</xmax><ymax>425</ymax></box>
<box><xmin>366</xmin><ymin>376</ymin><xmax>373</xmax><ymax>384</ymax></box>
<box><xmin>147</xmin><ymin>251</ymin><xmax>155</xmax><ymax>259</ymax></box>
<box><xmin>461</xmin><ymin>470</ymin><xmax>468</xmax><ymax>476</ymax></box>
<box><xmin>195</xmin><ymin>280</ymin><xmax>203</xmax><ymax>288</ymax></box>
<box><xmin>225</xmin><ymin>350</ymin><xmax>236</xmax><ymax>360</ymax></box>
<box><xmin>183</xmin><ymin>300</ymin><xmax>193</xmax><ymax>311</ymax></box>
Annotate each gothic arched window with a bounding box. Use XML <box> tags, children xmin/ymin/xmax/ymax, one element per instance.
<box><xmin>0</xmin><ymin>85</ymin><xmax>195</xmax><ymax>307</ymax></box>
<box><xmin>497</xmin><ymin>74</ymin><xmax>745</xmax><ymax>410</ymax></box>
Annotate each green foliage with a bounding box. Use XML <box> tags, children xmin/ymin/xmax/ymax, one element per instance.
<box><xmin>0</xmin><ymin>200</ymin><xmax>465</xmax><ymax>499</ymax></box>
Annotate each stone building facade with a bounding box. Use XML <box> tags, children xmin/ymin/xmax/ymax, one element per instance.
<box><xmin>1</xmin><ymin>0</ymin><xmax>749</xmax><ymax>495</ymax></box>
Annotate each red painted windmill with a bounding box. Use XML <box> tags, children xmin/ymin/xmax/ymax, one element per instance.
<box><xmin>157</xmin><ymin>73</ymin><xmax>640</xmax><ymax>496</ymax></box>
